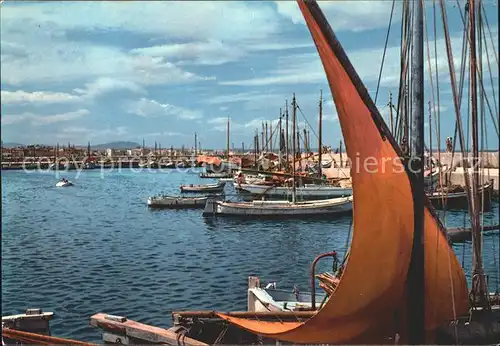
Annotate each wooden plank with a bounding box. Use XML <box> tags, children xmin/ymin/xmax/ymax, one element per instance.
<box><xmin>90</xmin><ymin>313</ymin><xmax>208</xmax><ymax>346</ymax></box>
<box><xmin>171</xmin><ymin>310</ymin><xmax>316</xmax><ymax>318</ymax></box>
<box><xmin>2</xmin><ymin>311</ymin><xmax>53</xmax><ymax>322</ymax></box>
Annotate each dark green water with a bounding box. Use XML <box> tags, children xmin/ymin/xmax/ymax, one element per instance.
<box><xmin>1</xmin><ymin>169</ymin><xmax>499</xmax><ymax>341</ymax></box>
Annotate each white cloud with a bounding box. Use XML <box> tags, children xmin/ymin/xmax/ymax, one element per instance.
<box><xmin>131</xmin><ymin>40</ymin><xmax>246</xmax><ymax>66</ymax></box>
<box><xmin>1</xmin><ymin>2</ymin><xmax>279</xmax><ymax>43</ymax></box>
<box><xmin>127</xmin><ymin>98</ymin><xmax>203</xmax><ymax>120</ymax></box>
<box><xmin>131</xmin><ymin>40</ymin><xmax>314</xmax><ymax>66</ymax></box>
<box><xmin>219</xmin><ymin>27</ymin><xmax>498</xmax><ymax>88</ymax></box>
<box><xmin>56</xmin><ymin>125</ymin><xmax>128</xmax><ymax>140</ymax></box>
<box><xmin>0</xmin><ymin>38</ymin><xmax>215</xmax><ymax>86</ymax></box>
<box><xmin>0</xmin><ymin>1</ymin><xmax>278</xmax><ymax>84</ymax></box>
<box><xmin>275</xmin><ymin>1</ymin><xmax>401</xmax><ymax>32</ymax></box>
<box><xmin>2</xmin><ymin>109</ymin><xmax>89</xmax><ymax>126</ymax></box>
<box><xmin>74</xmin><ymin>78</ymin><xmax>147</xmax><ymax>99</ymax></box>
<box><xmin>1</xmin><ymin>90</ymin><xmax>82</xmax><ymax>104</ymax></box>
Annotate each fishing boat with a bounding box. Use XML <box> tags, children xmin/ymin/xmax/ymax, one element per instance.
<box><xmin>427</xmin><ymin>180</ymin><xmax>494</xmax><ymax>210</ymax></box>
<box><xmin>237</xmin><ymin>183</ymin><xmax>351</xmax><ymax>199</ymax></box>
<box><xmin>147</xmin><ymin>195</ymin><xmax>220</xmax><ymax>209</ymax></box>
<box><xmin>202</xmin><ymin>195</ymin><xmax>352</xmax><ymax>218</ymax></box>
<box><xmin>199</xmin><ymin>172</ymin><xmax>232</xmax><ymax>179</ymax></box>
<box><xmin>158</xmin><ymin>161</ymin><xmax>176</xmax><ymax>169</ymax></box>
<box><xmin>170</xmin><ymin>1</ymin><xmax>474</xmax><ymax>344</ymax></box>
<box><xmin>2</xmin><ymin>309</ymin><xmax>94</xmax><ymax>345</ymax></box>
<box><xmin>55</xmin><ymin>179</ymin><xmax>73</xmax><ymax>187</ymax></box>
<box><xmin>180</xmin><ymin>181</ymin><xmax>226</xmax><ymax>193</ymax></box>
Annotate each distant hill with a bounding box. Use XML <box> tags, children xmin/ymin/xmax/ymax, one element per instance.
<box><xmin>2</xmin><ymin>142</ymin><xmax>24</xmax><ymax>148</ymax></box>
<box><xmin>92</xmin><ymin>141</ymin><xmax>141</xmax><ymax>149</ymax></box>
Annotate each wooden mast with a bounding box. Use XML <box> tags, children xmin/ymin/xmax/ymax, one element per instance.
<box><xmin>408</xmin><ymin>0</ymin><xmax>425</xmax><ymax>342</ymax></box>
<box><xmin>261</xmin><ymin>122</ymin><xmax>265</xmax><ymax>154</ymax></box>
<box><xmin>285</xmin><ymin>100</ymin><xmax>289</xmax><ymax>171</ymax></box>
<box><xmin>292</xmin><ymin>94</ymin><xmax>297</xmax><ymax>203</ymax></box>
<box><xmin>226</xmin><ymin>117</ymin><xmax>230</xmax><ymax>165</ymax></box>
<box><xmin>270</xmin><ymin>121</ymin><xmax>273</xmax><ymax>153</ymax></box>
<box><xmin>428</xmin><ymin>101</ymin><xmax>433</xmax><ymax>192</ymax></box>
<box><xmin>194</xmin><ymin>132</ymin><xmax>197</xmax><ymax>156</ymax></box>
<box><xmin>279</xmin><ymin>108</ymin><xmax>282</xmax><ymax>170</ymax></box>
<box><xmin>388</xmin><ymin>91</ymin><xmax>394</xmax><ymax>134</ymax></box>
<box><xmin>318</xmin><ymin>90</ymin><xmax>323</xmax><ymax>179</ymax></box>
<box><xmin>469</xmin><ymin>0</ymin><xmax>488</xmax><ymax>308</ymax></box>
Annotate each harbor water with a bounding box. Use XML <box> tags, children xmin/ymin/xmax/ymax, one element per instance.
<box><xmin>2</xmin><ymin>169</ymin><xmax>499</xmax><ymax>342</ymax></box>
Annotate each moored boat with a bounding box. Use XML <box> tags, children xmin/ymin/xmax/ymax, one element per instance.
<box><xmin>147</xmin><ymin>195</ymin><xmax>222</xmax><ymax>209</ymax></box>
<box><xmin>237</xmin><ymin>183</ymin><xmax>352</xmax><ymax>199</ymax></box>
<box><xmin>199</xmin><ymin>172</ymin><xmax>232</xmax><ymax>179</ymax></box>
<box><xmin>180</xmin><ymin>181</ymin><xmax>226</xmax><ymax>193</ymax></box>
<box><xmin>202</xmin><ymin>195</ymin><xmax>352</xmax><ymax>218</ymax></box>
<box><xmin>428</xmin><ymin>180</ymin><xmax>494</xmax><ymax>210</ymax></box>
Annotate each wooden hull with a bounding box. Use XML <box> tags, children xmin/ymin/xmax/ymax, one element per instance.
<box><xmin>180</xmin><ymin>182</ymin><xmax>226</xmax><ymax>193</ymax></box>
<box><xmin>237</xmin><ymin>183</ymin><xmax>352</xmax><ymax>198</ymax></box>
<box><xmin>147</xmin><ymin>196</ymin><xmax>209</xmax><ymax>209</ymax></box>
<box><xmin>203</xmin><ymin>196</ymin><xmax>352</xmax><ymax>218</ymax></box>
<box><xmin>428</xmin><ymin>181</ymin><xmax>493</xmax><ymax>211</ymax></box>
<box><xmin>200</xmin><ymin>173</ymin><xmax>232</xmax><ymax>178</ymax></box>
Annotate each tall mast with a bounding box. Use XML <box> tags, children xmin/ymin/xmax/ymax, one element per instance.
<box><xmin>428</xmin><ymin>101</ymin><xmax>433</xmax><ymax>192</ymax></box>
<box><xmin>226</xmin><ymin>116</ymin><xmax>230</xmax><ymax>163</ymax></box>
<box><xmin>279</xmin><ymin>109</ymin><xmax>283</xmax><ymax>171</ymax></box>
<box><xmin>339</xmin><ymin>140</ymin><xmax>343</xmax><ymax>168</ymax></box>
<box><xmin>297</xmin><ymin>123</ymin><xmax>301</xmax><ymax>172</ymax></box>
<box><xmin>388</xmin><ymin>91</ymin><xmax>394</xmax><ymax>134</ymax></box>
<box><xmin>285</xmin><ymin>100</ymin><xmax>289</xmax><ymax>171</ymax></box>
<box><xmin>408</xmin><ymin>0</ymin><xmax>425</xmax><ymax>342</ymax></box>
<box><xmin>265</xmin><ymin>122</ymin><xmax>269</xmax><ymax>152</ymax></box>
<box><xmin>194</xmin><ymin>132</ymin><xmax>197</xmax><ymax>156</ymax></box>
<box><xmin>270</xmin><ymin>121</ymin><xmax>273</xmax><ymax>153</ymax></box>
<box><xmin>469</xmin><ymin>0</ymin><xmax>488</xmax><ymax>307</ymax></box>
<box><xmin>261</xmin><ymin>122</ymin><xmax>265</xmax><ymax>153</ymax></box>
<box><xmin>318</xmin><ymin>90</ymin><xmax>323</xmax><ymax>178</ymax></box>
<box><xmin>292</xmin><ymin>94</ymin><xmax>297</xmax><ymax>203</ymax></box>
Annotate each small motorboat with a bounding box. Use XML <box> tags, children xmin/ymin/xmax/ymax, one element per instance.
<box><xmin>56</xmin><ymin>179</ymin><xmax>73</xmax><ymax>187</ymax></box>
<box><xmin>180</xmin><ymin>181</ymin><xmax>226</xmax><ymax>193</ymax></box>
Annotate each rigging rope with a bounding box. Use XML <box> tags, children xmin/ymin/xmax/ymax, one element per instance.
<box><xmin>454</xmin><ymin>0</ymin><xmax>499</xmax><ymax>136</ymax></box>
<box><xmin>374</xmin><ymin>0</ymin><xmax>396</xmax><ymax>104</ymax></box>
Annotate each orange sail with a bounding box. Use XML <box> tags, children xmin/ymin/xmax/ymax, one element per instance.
<box><xmin>216</xmin><ymin>0</ymin><xmax>468</xmax><ymax>344</ymax></box>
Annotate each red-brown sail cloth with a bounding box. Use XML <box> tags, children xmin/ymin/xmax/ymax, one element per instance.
<box><xmin>217</xmin><ymin>1</ymin><xmax>468</xmax><ymax>343</ymax></box>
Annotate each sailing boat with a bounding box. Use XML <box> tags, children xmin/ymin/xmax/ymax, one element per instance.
<box><xmin>203</xmin><ymin>93</ymin><xmax>353</xmax><ymax>219</ymax></box>
<box><xmin>237</xmin><ymin>94</ymin><xmax>353</xmax><ymax>199</ymax></box>
<box><xmin>208</xmin><ymin>0</ymin><xmax>469</xmax><ymax>343</ymax></box>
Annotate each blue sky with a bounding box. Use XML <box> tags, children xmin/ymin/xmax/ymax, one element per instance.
<box><xmin>1</xmin><ymin>1</ymin><xmax>498</xmax><ymax>149</ymax></box>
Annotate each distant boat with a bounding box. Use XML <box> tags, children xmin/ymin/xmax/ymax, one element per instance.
<box><xmin>147</xmin><ymin>195</ymin><xmax>222</xmax><ymax>209</ymax></box>
<box><xmin>55</xmin><ymin>179</ymin><xmax>73</xmax><ymax>187</ymax></box>
<box><xmin>427</xmin><ymin>180</ymin><xmax>494</xmax><ymax>211</ymax></box>
<box><xmin>321</xmin><ymin>159</ymin><xmax>332</xmax><ymax>168</ymax></box>
<box><xmin>180</xmin><ymin>181</ymin><xmax>226</xmax><ymax>193</ymax></box>
<box><xmin>159</xmin><ymin>161</ymin><xmax>176</xmax><ymax>169</ymax></box>
<box><xmin>202</xmin><ymin>196</ymin><xmax>353</xmax><ymax>218</ymax></box>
